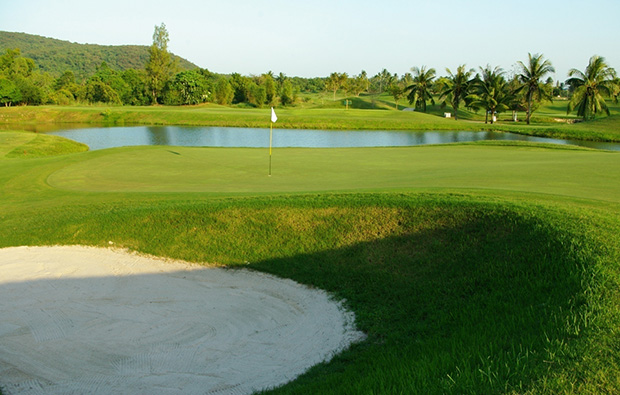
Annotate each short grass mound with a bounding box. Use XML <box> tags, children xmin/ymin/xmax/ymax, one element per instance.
<box><xmin>0</xmin><ymin>130</ymin><xmax>88</xmax><ymax>158</ymax></box>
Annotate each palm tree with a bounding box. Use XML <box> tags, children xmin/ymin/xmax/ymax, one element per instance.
<box><xmin>517</xmin><ymin>53</ymin><xmax>555</xmax><ymax>124</ymax></box>
<box><xmin>438</xmin><ymin>65</ymin><xmax>474</xmax><ymax>120</ymax></box>
<box><xmin>406</xmin><ymin>66</ymin><xmax>436</xmax><ymax>112</ymax></box>
<box><xmin>470</xmin><ymin>66</ymin><xmax>514</xmax><ymax>124</ymax></box>
<box><xmin>374</xmin><ymin>68</ymin><xmax>393</xmax><ymax>94</ymax></box>
<box><xmin>566</xmin><ymin>55</ymin><xmax>618</xmax><ymax>120</ymax></box>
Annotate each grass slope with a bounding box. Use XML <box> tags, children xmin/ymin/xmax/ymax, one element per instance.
<box><xmin>0</xmin><ymin>130</ymin><xmax>88</xmax><ymax>158</ymax></box>
<box><xmin>1</xmin><ymin>135</ymin><xmax>620</xmax><ymax>394</ymax></box>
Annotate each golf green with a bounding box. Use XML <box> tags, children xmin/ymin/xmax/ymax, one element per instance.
<box><xmin>46</xmin><ymin>145</ymin><xmax>620</xmax><ymax>202</ymax></box>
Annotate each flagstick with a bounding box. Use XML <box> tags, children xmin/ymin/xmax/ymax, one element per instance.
<box><xmin>269</xmin><ymin>121</ymin><xmax>273</xmax><ymax>176</ymax></box>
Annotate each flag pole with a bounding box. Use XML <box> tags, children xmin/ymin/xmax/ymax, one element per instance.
<box><xmin>269</xmin><ymin>121</ymin><xmax>273</xmax><ymax>176</ymax></box>
<box><xmin>269</xmin><ymin>107</ymin><xmax>277</xmax><ymax>176</ymax></box>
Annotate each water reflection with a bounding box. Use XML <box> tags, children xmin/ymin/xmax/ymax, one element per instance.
<box><xmin>147</xmin><ymin>126</ymin><xmax>172</xmax><ymax>146</ymax></box>
<box><xmin>38</xmin><ymin>126</ymin><xmax>620</xmax><ymax>151</ymax></box>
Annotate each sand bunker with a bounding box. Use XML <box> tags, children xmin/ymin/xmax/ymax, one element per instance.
<box><xmin>0</xmin><ymin>246</ymin><xmax>364</xmax><ymax>394</ymax></box>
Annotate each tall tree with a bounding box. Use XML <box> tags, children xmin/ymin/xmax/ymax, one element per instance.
<box><xmin>0</xmin><ymin>78</ymin><xmax>21</xmax><ymax>106</ymax></box>
<box><xmin>348</xmin><ymin>70</ymin><xmax>369</xmax><ymax>97</ymax></box>
<box><xmin>262</xmin><ymin>72</ymin><xmax>277</xmax><ymax>105</ymax></box>
<box><xmin>517</xmin><ymin>53</ymin><xmax>555</xmax><ymax>124</ymax></box>
<box><xmin>214</xmin><ymin>77</ymin><xmax>233</xmax><ymax>105</ymax></box>
<box><xmin>406</xmin><ymin>66</ymin><xmax>436</xmax><ymax>112</ymax></box>
<box><xmin>325</xmin><ymin>72</ymin><xmax>347</xmax><ymax>101</ymax></box>
<box><xmin>164</xmin><ymin>70</ymin><xmax>209</xmax><ymax>105</ymax></box>
<box><xmin>387</xmin><ymin>81</ymin><xmax>405</xmax><ymax>110</ymax></box>
<box><xmin>439</xmin><ymin>65</ymin><xmax>474</xmax><ymax>120</ymax></box>
<box><xmin>280</xmin><ymin>79</ymin><xmax>294</xmax><ymax>106</ymax></box>
<box><xmin>145</xmin><ymin>23</ymin><xmax>177</xmax><ymax>104</ymax></box>
<box><xmin>470</xmin><ymin>66</ymin><xmax>514</xmax><ymax>124</ymax></box>
<box><xmin>566</xmin><ymin>55</ymin><xmax>618</xmax><ymax>120</ymax></box>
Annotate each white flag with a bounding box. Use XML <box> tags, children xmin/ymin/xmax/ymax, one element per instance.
<box><xmin>271</xmin><ymin>107</ymin><xmax>278</xmax><ymax>123</ymax></box>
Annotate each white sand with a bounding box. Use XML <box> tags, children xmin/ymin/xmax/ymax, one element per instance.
<box><xmin>0</xmin><ymin>246</ymin><xmax>364</xmax><ymax>394</ymax></box>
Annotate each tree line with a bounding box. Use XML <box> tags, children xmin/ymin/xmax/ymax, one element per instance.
<box><xmin>1</xmin><ymin>24</ymin><xmax>618</xmax><ymax>122</ymax></box>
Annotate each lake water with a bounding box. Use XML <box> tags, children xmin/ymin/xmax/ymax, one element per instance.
<box><xmin>44</xmin><ymin>126</ymin><xmax>620</xmax><ymax>151</ymax></box>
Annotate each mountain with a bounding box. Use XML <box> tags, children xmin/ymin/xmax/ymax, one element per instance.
<box><xmin>0</xmin><ymin>31</ymin><xmax>199</xmax><ymax>80</ymax></box>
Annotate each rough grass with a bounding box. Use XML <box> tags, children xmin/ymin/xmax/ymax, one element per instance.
<box><xmin>1</xmin><ymin>192</ymin><xmax>619</xmax><ymax>394</ymax></box>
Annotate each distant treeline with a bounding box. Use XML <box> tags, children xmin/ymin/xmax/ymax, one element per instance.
<box><xmin>0</xmin><ymin>46</ymin><xmax>329</xmax><ymax>107</ymax></box>
<box><xmin>1</xmin><ymin>29</ymin><xmax>617</xmax><ymax>123</ymax></box>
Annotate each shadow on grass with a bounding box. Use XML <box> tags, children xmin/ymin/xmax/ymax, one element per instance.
<box><xmin>253</xmin><ymin>213</ymin><xmax>586</xmax><ymax>394</ymax></box>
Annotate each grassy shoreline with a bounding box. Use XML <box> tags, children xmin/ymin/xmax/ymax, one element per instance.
<box><xmin>1</xmin><ymin>102</ymin><xmax>620</xmax><ymax>142</ymax></box>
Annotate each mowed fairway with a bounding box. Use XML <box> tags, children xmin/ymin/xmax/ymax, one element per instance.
<box><xmin>2</xmin><ymin>132</ymin><xmax>620</xmax><ymax>394</ymax></box>
<box><xmin>46</xmin><ymin>144</ymin><xmax>620</xmax><ymax>202</ymax></box>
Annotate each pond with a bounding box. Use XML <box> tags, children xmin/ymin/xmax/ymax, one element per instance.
<box><xmin>43</xmin><ymin>126</ymin><xmax>620</xmax><ymax>151</ymax></box>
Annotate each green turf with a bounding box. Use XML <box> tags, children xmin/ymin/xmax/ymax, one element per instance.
<box><xmin>0</xmin><ymin>130</ymin><xmax>88</xmax><ymax>158</ymax></box>
<box><xmin>42</xmin><ymin>144</ymin><xmax>620</xmax><ymax>204</ymax></box>
<box><xmin>1</xmin><ymin>129</ymin><xmax>620</xmax><ymax>394</ymax></box>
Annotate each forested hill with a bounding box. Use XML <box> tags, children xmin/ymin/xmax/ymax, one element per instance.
<box><xmin>0</xmin><ymin>31</ymin><xmax>198</xmax><ymax>80</ymax></box>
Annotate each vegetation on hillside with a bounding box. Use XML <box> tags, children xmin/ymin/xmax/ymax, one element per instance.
<box><xmin>0</xmin><ymin>30</ymin><xmax>197</xmax><ymax>80</ymax></box>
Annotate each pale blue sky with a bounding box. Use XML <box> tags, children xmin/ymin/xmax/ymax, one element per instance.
<box><xmin>1</xmin><ymin>0</ymin><xmax>618</xmax><ymax>80</ymax></box>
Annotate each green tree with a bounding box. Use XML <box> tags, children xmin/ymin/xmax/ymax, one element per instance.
<box><xmin>387</xmin><ymin>82</ymin><xmax>405</xmax><ymax>110</ymax></box>
<box><xmin>230</xmin><ymin>73</ymin><xmax>252</xmax><ymax>104</ymax></box>
<box><xmin>262</xmin><ymin>72</ymin><xmax>277</xmax><ymax>105</ymax></box>
<box><xmin>406</xmin><ymin>66</ymin><xmax>436</xmax><ymax>112</ymax></box>
<box><xmin>54</xmin><ymin>71</ymin><xmax>75</xmax><ymax>90</ymax></box>
<box><xmin>438</xmin><ymin>65</ymin><xmax>474</xmax><ymax>120</ymax></box>
<box><xmin>164</xmin><ymin>70</ymin><xmax>209</xmax><ymax>105</ymax></box>
<box><xmin>145</xmin><ymin>23</ymin><xmax>177</xmax><ymax>104</ymax></box>
<box><xmin>13</xmin><ymin>76</ymin><xmax>44</xmax><ymax>105</ymax></box>
<box><xmin>517</xmin><ymin>53</ymin><xmax>555</xmax><ymax>124</ymax></box>
<box><xmin>214</xmin><ymin>77</ymin><xmax>233</xmax><ymax>105</ymax></box>
<box><xmin>348</xmin><ymin>71</ymin><xmax>369</xmax><ymax>97</ymax></box>
<box><xmin>121</xmin><ymin>69</ymin><xmax>150</xmax><ymax>105</ymax></box>
<box><xmin>0</xmin><ymin>78</ymin><xmax>21</xmax><ymax>106</ymax></box>
<box><xmin>80</xmin><ymin>78</ymin><xmax>121</xmax><ymax>104</ymax></box>
<box><xmin>566</xmin><ymin>55</ymin><xmax>618</xmax><ymax>120</ymax></box>
<box><xmin>325</xmin><ymin>72</ymin><xmax>347</xmax><ymax>101</ymax></box>
<box><xmin>372</xmin><ymin>68</ymin><xmax>393</xmax><ymax>94</ymax></box>
<box><xmin>94</xmin><ymin>62</ymin><xmax>131</xmax><ymax>103</ymax></box>
<box><xmin>0</xmin><ymin>48</ymin><xmax>36</xmax><ymax>78</ymax></box>
<box><xmin>248</xmin><ymin>82</ymin><xmax>266</xmax><ymax>107</ymax></box>
<box><xmin>280</xmin><ymin>79</ymin><xmax>294</xmax><ymax>106</ymax></box>
<box><xmin>470</xmin><ymin>66</ymin><xmax>514</xmax><ymax>124</ymax></box>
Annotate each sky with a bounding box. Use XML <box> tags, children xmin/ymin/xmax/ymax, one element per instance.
<box><xmin>1</xmin><ymin>0</ymin><xmax>619</xmax><ymax>81</ymax></box>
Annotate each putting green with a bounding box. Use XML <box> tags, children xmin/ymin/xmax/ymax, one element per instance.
<box><xmin>45</xmin><ymin>144</ymin><xmax>620</xmax><ymax>202</ymax></box>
